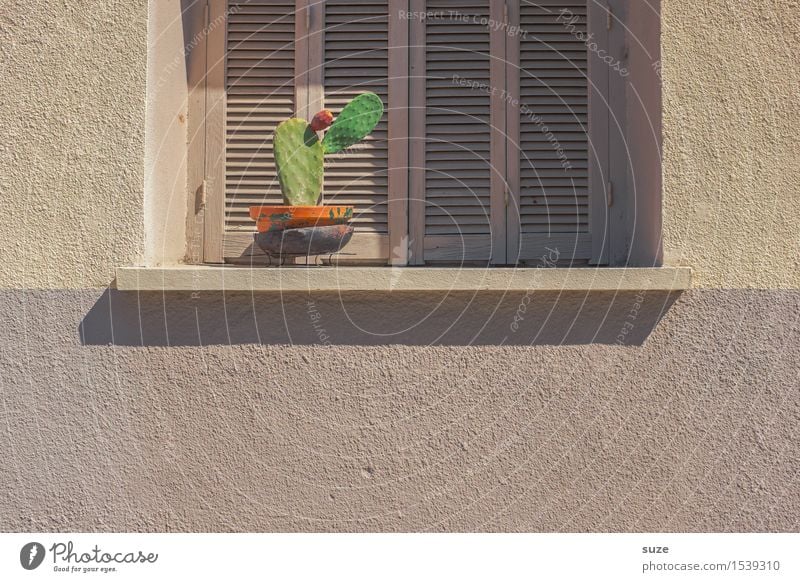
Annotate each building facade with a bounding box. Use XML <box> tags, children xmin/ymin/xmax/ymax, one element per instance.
<box><xmin>0</xmin><ymin>0</ymin><xmax>798</xmax><ymax>531</ymax></box>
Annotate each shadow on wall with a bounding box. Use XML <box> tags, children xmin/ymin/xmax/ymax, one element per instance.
<box><xmin>79</xmin><ymin>290</ymin><xmax>681</xmax><ymax>347</ymax></box>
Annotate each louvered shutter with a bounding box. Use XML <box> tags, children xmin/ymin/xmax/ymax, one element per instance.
<box><xmin>320</xmin><ymin>0</ymin><xmax>392</xmax><ymax>261</ymax></box>
<box><xmin>408</xmin><ymin>0</ymin><xmax>606</xmax><ymax>266</ymax></box>
<box><xmin>207</xmin><ymin>0</ymin><xmax>407</xmax><ymax>263</ymax></box>
<box><xmin>206</xmin><ymin>0</ymin><xmax>606</xmax><ymax>266</ymax></box>
<box><xmin>211</xmin><ymin>0</ymin><xmax>301</xmax><ymax>262</ymax></box>
<box><xmin>409</xmin><ymin>0</ymin><xmax>507</xmax><ymax>264</ymax></box>
<box><xmin>506</xmin><ymin>0</ymin><xmax>607</xmax><ymax>264</ymax></box>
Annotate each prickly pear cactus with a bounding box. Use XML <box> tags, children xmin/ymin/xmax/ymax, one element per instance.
<box><xmin>273</xmin><ymin>118</ymin><xmax>324</xmax><ymax>205</ymax></box>
<box><xmin>321</xmin><ymin>92</ymin><xmax>384</xmax><ymax>154</ymax></box>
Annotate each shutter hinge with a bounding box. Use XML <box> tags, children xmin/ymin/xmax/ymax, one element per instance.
<box><xmin>607</xmin><ymin>2</ymin><xmax>613</xmax><ymax>30</ymax></box>
<box><xmin>199</xmin><ymin>180</ymin><xmax>208</xmax><ymax>210</ymax></box>
<box><xmin>504</xmin><ymin>187</ymin><xmax>510</xmax><ymax>207</ymax></box>
<box><xmin>606</xmin><ymin>180</ymin><xmax>614</xmax><ymax>207</ymax></box>
<box><xmin>306</xmin><ymin>4</ymin><xmax>311</xmax><ymax>30</ymax></box>
<box><xmin>504</xmin><ymin>2</ymin><xmax>508</xmax><ymax>23</ymax></box>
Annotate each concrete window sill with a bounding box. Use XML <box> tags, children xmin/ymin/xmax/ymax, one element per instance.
<box><xmin>115</xmin><ymin>266</ymin><xmax>692</xmax><ymax>292</ymax></box>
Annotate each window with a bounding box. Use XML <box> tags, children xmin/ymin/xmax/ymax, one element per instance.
<box><xmin>193</xmin><ymin>0</ymin><xmax>650</xmax><ymax>267</ymax></box>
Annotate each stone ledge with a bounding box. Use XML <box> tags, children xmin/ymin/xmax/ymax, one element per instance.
<box><xmin>115</xmin><ymin>266</ymin><xmax>692</xmax><ymax>292</ymax></box>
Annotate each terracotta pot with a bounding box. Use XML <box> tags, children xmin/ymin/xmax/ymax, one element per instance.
<box><xmin>249</xmin><ymin>205</ymin><xmax>353</xmax><ymax>233</ymax></box>
<box><xmin>254</xmin><ymin>224</ymin><xmax>355</xmax><ymax>257</ymax></box>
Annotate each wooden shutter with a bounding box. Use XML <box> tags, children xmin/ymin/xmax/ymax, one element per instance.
<box><xmin>319</xmin><ymin>0</ymin><xmax>392</xmax><ymax>262</ymax></box>
<box><xmin>206</xmin><ymin>0</ymin><xmax>606</xmax><ymax>266</ymax></box>
<box><xmin>407</xmin><ymin>0</ymin><xmax>607</xmax><ymax>266</ymax></box>
<box><xmin>205</xmin><ymin>0</ymin><xmax>407</xmax><ymax>264</ymax></box>
<box><xmin>506</xmin><ymin>0</ymin><xmax>608</xmax><ymax>264</ymax></box>
<box><xmin>409</xmin><ymin>0</ymin><xmax>507</xmax><ymax>264</ymax></box>
<box><xmin>205</xmin><ymin>0</ymin><xmax>302</xmax><ymax>262</ymax></box>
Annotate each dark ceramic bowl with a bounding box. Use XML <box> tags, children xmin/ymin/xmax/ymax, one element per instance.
<box><xmin>254</xmin><ymin>224</ymin><xmax>355</xmax><ymax>257</ymax></box>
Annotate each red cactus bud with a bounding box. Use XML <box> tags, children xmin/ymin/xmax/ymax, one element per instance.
<box><xmin>310</xmin><ymin>109</ymin><xmax>334</xmax><ymax>132</ymax></box>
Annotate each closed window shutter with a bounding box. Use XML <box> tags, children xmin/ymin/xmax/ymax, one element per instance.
<box><xmin>408</xmin><ymin>0</ymin><xmax>606</xmax><ymax>266</ymax></box>
<box><xmin>211</xmin><ymin>0</ymin><xmax>406</xmax><ymax>263</ymax></box>
<box><xmin>507</xmin><ymin>0</ymin><xmax>606</xmax><ymax>264</ymax></box>
<box><xmin>206</xmin><ymin>0</ymin><xmax>605</xmax><ymax>266</ymax></box>
<box><xmin>226</xmin><ymin>1</ymin><xmax>296</xmax><ymax>227</ymax></box>
<box><xmin>217</xmin><ymin>0</ymin><xmax>300</xmax><ymax>262</ymax></box>
<box><xmin>321</xmin><ymin>0</ymin><xmax>392</xmax><ymax>261</ymax></box>
<box><xmin>409</xmin><ymin>0</ymin><xmax>507</xmax><ymax>264</ymax></box>
<box><xmin>425</xmin><ymin>1</ymin><xmax>491</xmax><ymax>254</ymax></box>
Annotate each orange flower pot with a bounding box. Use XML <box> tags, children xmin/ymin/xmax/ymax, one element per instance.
<box><xmin>249</xmin><ymin>205</ymin><xmax>354</xmax><ymax>233</ymax></box>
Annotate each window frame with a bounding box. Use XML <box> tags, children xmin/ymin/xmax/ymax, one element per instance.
<box><xmin>187</xmin><ymin>0</ymin><xmax>661</xmax><ymax>268</ymax></box>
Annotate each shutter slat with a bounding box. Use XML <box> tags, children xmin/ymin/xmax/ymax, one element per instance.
<box><xmin>424</xmin><ymin>2</ymin><xmax>492</xmax><ymax>242</ymax></box>
<box><xmin>224</xmin><ymin>1</ymin><xmax>296</xmax><ymax>234</ymax></box>
<box><xmin>517</xmin><ymin>1</ymin><xmax>590</xmax><ymax>237</ymax></box>
<box><xmin>323</xmin><ymin>0</ymin><xmax>390</xmax><ymax>236</ymax></box>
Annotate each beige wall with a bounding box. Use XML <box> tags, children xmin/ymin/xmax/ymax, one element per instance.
<box><xmin>0</xmin><ymin>0</ymin><xmax>147</xmax><ymax>289</ymax></box>
<box><xmin>0</xmin><ymin>288</ymin><xmax>797</xmax><ymax>532</ymax></box>
<box><xmin>0</xmin><ymin>1</ymin><xmax>798</xmax><ymax>288</ymax></box>
<box><xmin>1</xmin><ymin>0</ymin><xmax>799</xmax><ymax>534</ymax></box>
<box><xmin>661</xmin><ymin>0</ymin><xmax>800</xmax><ymax>288</ymax></box>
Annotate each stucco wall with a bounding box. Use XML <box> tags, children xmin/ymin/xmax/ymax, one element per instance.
<box><xmin>661</xmin><ymin>0</ymin><xmax>800</xmax><ymax>288</ymax></box>
<box><xmin>0</xmin><ymin>0</ymin><xmax>798</xmax><ymax>533</ymax></box>
<box><xmin>0</xmin><ymin>0</ymin><xmax>798</xmax><ymax>288</ymax></box>
<box><xmin>0</xmin><ymin>0</ymin><xmax>147</xmax><ymax>289</ymax></box>
<box><xmin>1</xmin><ymin>289</ymin><xmax>798</xmax><ymax>532</ymax></box>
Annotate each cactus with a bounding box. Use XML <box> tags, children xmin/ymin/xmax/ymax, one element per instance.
<box><xmin>272</xmin><ymin>92</ymin><xmax>384</xmax><ymax>205</ymax></box>
<box><xmin>322</xmin><ymin>92</ymin><xmax>384</xmax><ymax>154</ymax></box>
<box><xmin>273</xmin><ymin>118</ymin><xmax>324</xmax><ymax>205</ymax></box>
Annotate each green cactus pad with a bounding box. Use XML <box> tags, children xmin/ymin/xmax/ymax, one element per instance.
<box><xmin>273</xmin><ymin>118</ymin><xmax>324</xmax><ymax>205</ymax></box>
<box><xmin>322</xmin><ymin>92</ymin><xmax>384</xmax><ymax>154</ymax></box>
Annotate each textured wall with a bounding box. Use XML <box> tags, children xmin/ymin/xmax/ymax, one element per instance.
<box><xmin>1</xmin><ymin>0</ymin><xmax>798</xmax><ymax>534</ymax></box>
<box><xmin>0</xmin><ymin>1</ymin><xmax>797</xmax><ymax>288</ymax></box>
<box><xmin>0</xmin><ymin>289</ymin><xmax>798</xmax><ymax>532</ymax></box>
<box><xmin>662</xmin><ymin>0</ymin><xmax>800</xmax><ymax>288</ymax></box>
<box><xmin>0</xmin><ymin>0</ymin><xmax>146</xmax><ymax>289</ymax></box>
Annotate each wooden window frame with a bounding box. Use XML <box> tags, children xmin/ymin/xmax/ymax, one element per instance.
<box><xmin>188</xmin><ymin>0</ymin><xmax>662</xmax><ymax>268</ymax></box>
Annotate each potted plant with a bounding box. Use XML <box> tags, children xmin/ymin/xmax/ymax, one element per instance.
<box><xmin>249</xmin><ymin>92</ymin><xmax>384</xmax><ymax>260</ymax></box>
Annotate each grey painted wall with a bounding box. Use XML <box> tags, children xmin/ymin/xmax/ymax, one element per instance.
<box><xmin>1</xmin><ymin>290</ymin><xmax>797</xmax><ymax>531</ymax></box>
